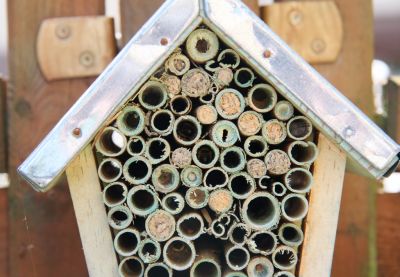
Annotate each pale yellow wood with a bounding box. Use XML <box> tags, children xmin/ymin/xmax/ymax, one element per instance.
<box><xmin>264</xmin><ymin>1</ymin><xmax>343</xmax><ymax>63</ymax></box>
<box><xmin>37</xmin><ymin>16</ymin><xmax>116</xmax><ymax>80</ymax></box>
<box><xmin>66</xmin><ymin>145</ymin><xmax>119</xmax><ymax>277</ymax></box>
<box><xmin>299</xmin><ymin>134</ymin><xmax>346</xmax><ymax>277</ymax></box>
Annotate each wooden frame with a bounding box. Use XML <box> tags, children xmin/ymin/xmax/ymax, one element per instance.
<box><xmin>65</xmin><ymin>133</ymin><xmax>346</xmax><ymax>277</ymax></box>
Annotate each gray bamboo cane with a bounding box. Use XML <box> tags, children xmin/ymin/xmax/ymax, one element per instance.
<box><xmin>107</xmin><ymin>205</ymin><xmax>133</xmax><ymax>230</ymax></box>
<box><xmin>95</xmin><ymin>126</ymin><xmax>127</xmax><ymax>157</ymax></box>
<box><xmin>286</xmin><ymin>116</ymin><xmax>313</xmax><ymax>140</ymax></box>
<box><xmin>118</xmin><ymin>256</ymin><xmax>144</xmax><ymax>277</ymax></box>
<box><xmin>161</xmin><ymin>192</ymin><xmax>185</xmax><ymax>215</ymax></box>
<box><xmin>138</xmin><ymin>80</ymin><xmax>168</xmax><ymax>110</ymax></box>
<box><xmin>152</xmin><ymin>164</ymin><xmax>180</xmax><ymax>193</ymax></box>
<box><xmin>170</xmin><ymin>95</ymin><xmax>192</xmax><ymax>115</ymax></box>
<box><xmin>228</xmin><ymin>172</ymin><xmax>256</xmax><ymax>200</ymax></box>
<box><xmin>287</xmin><ymin>141</ymin><xmax>318</xmax><ymax>166</ymax></box>
<box><xmin>271</xmin><ymin>246</ymin><xmax>298</xmax><ymax>271</ymax></box>
<box><xmin>102</xmin><ymin>182</ymin><xmax>127</xmax><ymax>207</ymax></box>
<box><xmin>220</xmin><ymin>147</ymin><xmax>246</xmax><ymax>173</ymax></box>
<box><xmin>98</xmin><ymin>158</ymin><xmax>122</xmax><ymax>183</ymax></box>
<box><xmin>234</xmin><ymin>67</ymin><xmax>255</xmax><ymax>88</ymax></box>
<box><xmin>203</xmin><ymin>167</ymin><xmax>229</xmax><ymax>190</ymax></box>
<box><xmin>138</xmin><ymin>238</ymin><xmax>161</xmax><ymax>264</ymax></box>
<box><xmin>181</xmin><ymin>165</ymin><xmax>203</xmax><ymax>187</ymax></box>
<box><xmin>272</xmin><ymin>182</ymin><xmax>287</xmax><ymax>197</ymax></box>
<box><xmin>248</xmin><ymin>84</ymin><xmax>277</xmax><ymax>113</ymax></box>
<box><xmin>173</xmin><ymin>115</ymin><xmax>202</xmax><ymax>145</ymax></box>
<box><xmin>192</xmin><ymin>140</ymin><xmax>220</xmax><ymax>169</ymax></box>
<box><xmin>225</xmin><ymin>244</ymin><xmax>250</xmax><ymax>271</ymax></box>
<box><xmin>278</xmin><ymin>223</ymin><xmax>304</xmax><ymax>247</ymax></box>
<box><xmin>247</xmin><ymin>230</ymin><xmax>278</xmax><ymax>256</ymax></box>
<box><xmin>114</xmin><ymin>228</ymin><xmax>141</xmax><ymax>257</ymax></box>
<box><xmin>176</xmin><ymin>212</ymin><xmax>205</xmax><ymax>240</ymax></box>
<box><xmin>145</xmin><ymin>210</ymin><xmax>176</xmax><ymax>242</ymax></box>
<box><xmin>228</xmin><ymin>223</ymin><xmax>251</xmax><ymax>245</ymax></box>
<box><xmin>123</xmin><ymin>156</ymin><xmax>152</xmax><ymax>184</ymax></box>
<box><xmin>273</xmin><ymin>100</ymin><xmax>294</xmax><ymax>121</ymax></box>
<box><xmin>281</xmin><ymin>193</ymin><xmax>309</xmax><ymax>222</ymax></box>
<box><xmin>284</xmin><ymin>168</ymin><xmax>314</xmax><ymax>193</ymax></box>
<box><xmin>242</xmin><ymin>192</ymin><xmax>280</xmax><ymax>230</ymax></box>
<box><xmin>145</xmin><ymin>137</ymin><xmax>171</xmax><ymax>164</ymax></box>
<box><xmin>211</xmin><ymin>120</ymin><xmax>240</xmax><ymax>148</ymax></box>
<box><xmin>186</xmin><ymin>29</ymin><xmax>219</xmax><ymax>63</ymax></box>
<box><xmin>247</xmin><ymin>256</ymin><xmax>274</xmax><ymax>277</ymax></box>
<box><xmin>127</xmin><ymin>136</ymin><xmax>145</xmax><ymax>156</ymax></box>
<box><xmin>244</xmin><ymin>136</ymin><xmax>269</xmax><ymax>158</ymax></box>
<box><xmin>116</xmin><ymin>106</ymin><xmax>146</xmax><ymax>136</ymax></box>
<box><xmin>150</xmin><ymin>109</ymin><xmax>175</xmax><ymax>136</ymax></box>
<box><xmin>126</xmin><ymin>185</ymin><xmax>158</xmax><ymax>216</ymax></box>
<box><xmin>163</xmin><ymin>237</ymin><xmax>196</xmax><ymax>271</ymax></box>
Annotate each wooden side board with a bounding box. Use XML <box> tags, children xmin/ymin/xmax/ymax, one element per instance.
<box><xmin>0</xmin><ymin>78</ymin><xmax>7</xmax><ymax>277</ymax></box>
<box><xmin>66</xmin><ymin>146</ymin><xmax>119</xmax><ymax>277</ymax></box>
<box><xmin>299</xmin><ymin>134</ymin><xmax>346</xmax><ymax>276</ymax></box>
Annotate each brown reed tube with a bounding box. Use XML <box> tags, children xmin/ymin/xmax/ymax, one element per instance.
<box><xmin>119</xmin><ymin>256</ymin><xmax>144</xmax><ymax>277</ymax></box>
<box><xmin>103</xmin><ymin>182</ymin><xmax>127</xmax><ymax>207</ymax></box>
<box><xmin>170</xmin><ymin>95</ymin><xmax>192</xmax><ymax>115</ymax></box>
<box><xmin>287</xmin><ymin>116</ymin><xmax>313</xmax><ymax>140</ymax></box>
<box><xmin>145</xmin><ymin>262</ymin><xmax>173</xmax><ymax>277</ymax></box>
<box><xmin>287</xmin><ymin>141</ymin><xmax>318</xmax><ymax>165</ymax></box>
<box><xmin>176</xmin><ymin>212</ymin><xmax>204</xmax><ymax>240</ymax></box>
<box><xmin>163</xmin><ymin>237</ymin><xmax>196</xmax><ymax>271</ymax></box>
<box><xmin>114</xmin><ymin>228</ymin><xmax>141</xmax><ymax>256</ymax></box>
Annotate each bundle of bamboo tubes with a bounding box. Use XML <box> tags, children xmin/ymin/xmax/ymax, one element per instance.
<box><xmin>94</xmin><ymin>26</ymin><xmax>318</xmax><ymax>277</ymax></box>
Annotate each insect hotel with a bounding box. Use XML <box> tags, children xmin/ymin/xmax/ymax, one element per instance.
<box><xmin>18</xmin><ymin>0</ymin><xmax>400</xmax><ymax>277</ymax></box>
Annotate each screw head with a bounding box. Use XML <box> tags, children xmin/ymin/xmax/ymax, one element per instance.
<box><xmin>160</xmin><ymin>37</ymin><xmax>169</xmax><ymax>46</ymax></box>
<box><xmin>79</xmin><ymin>51</ymin><xmax>95</xmax><ymax>67</ymax></box>
<box><xmin>311</xmin><ymin>38</ymin><xmax>326</xmax><ymax>54</ymax></box>
<box><xmin>343</xmin><ymin>126</ymin><xmax>355</xmax><ymax>138</ymax></box>
<box><xmin>55</xmin><ymin>24</ymin><xmax>71</xmax><ymax>39</ymax></box>
<box><xmin>263</xmin><ymin>49</ymin><xmax>272</xmax><ymax>58</ymax></box>
<box><xmin>72</xmin><ymin>128</ymin><xmax>82</xmax><ymax>137</ymax></box>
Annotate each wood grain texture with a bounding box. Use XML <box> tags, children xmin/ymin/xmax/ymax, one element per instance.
<box><xmin>7</xmin><ymin>1</ymin><xmax>105</xmax><ymax>276</ymax></box>
<box><xmin>242</xmin><ymin>0</ymin><xmax>260</xmax><ymax>15</ymax></box>
<box><xmin>66</xmin><ymin>146</ymin><xmax>119</xmax><ymax>277</ymax></box>
<box><xmin>265</xmin><ymin>0</ymin><xmax>375</xmax><ymax>275</ymax></box>
<box><xmin>0</xmin><ymin>79</ymin><xmax>7</xmax><ymax>277</ymax></box>
<box><xmin>264</xmin><ymin>1</ymin><xmax>343</xmax><ymax>63</ymax></box>
<box><xmin>299</xmin><ymin>134</ymin><xmax>346</xmax><ymax>277</ymax></box>
<box><xmin>377</xmin><ymin>193</ymin><xmax>400</xmax><ymax>277</ymax></box>
<box><xmin>37</xmin><ymin>16</ymin><xmax>116</xmax><ymax>80</ymax></box>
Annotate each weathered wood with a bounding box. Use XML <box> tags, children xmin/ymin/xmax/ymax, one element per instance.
<box><xmin>299</xmin><ymin>134</ymin><xmax>346</xmax><ymax>277</ymax></box>
<box><xmin>264</xmin><ymin>1</ymin><xmax>343</xmax><ymax>63</ymax></box>
<box><xmin>385</xmin><ymin>78</ymin><xmax>400</xmax><ymax>145</ymax></box>
<box><xmin>0</xmin><ymin>79</ymin><xmax>6</xmax><ymax>172</ymax></box>
<box><xmin>37</xmin><ymin>16</ymin><xmax>117</xmax><ymax>80</ymax></box>
<box><xmin>7</xmin><ymin>0</ymin><xmax>105</xmax><ymax>275</ymax></box>
<box><xmin>66</xmin><ymin>145</ymin><xmax>119</xmax><ymax>277</ymax></box>
<box><xmin>0</xmin><ymin>79</ymin><xmax>7</xmax><ymax>277</ymax></box>
<box><xmin>377</xmin><ymin>193</ymin><xmax>400</xmax><ymax>276</ymax></box>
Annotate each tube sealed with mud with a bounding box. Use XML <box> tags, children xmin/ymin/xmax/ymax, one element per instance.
<box><xmin>215</xmin><ymin>89</ymin><xmax>245</xmax><ymax>119</ymax></box>
<box><xmin>145</xmin><ymin>209</ymin><xmax>176</xmax><ymax>242</ymax></box>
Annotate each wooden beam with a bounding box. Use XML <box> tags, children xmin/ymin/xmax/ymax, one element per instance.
<box><xmin>299</xmin><ymin>134</ymin><xmax>346</xmax><ymax>276</ymax></box>
<box><xmin>7</xmin><ymin>0</ymin><xmax>105</xmax><ymax>275</ymax></box>
<box><xmin>66</xmin><ymin>145</ymin><xmax>119</xmax><ymax>277</ymax></box>
<box><xmin>0</xmin><ymin>78</ymin><xmax>7</xmax><ymax>277</ymax></box>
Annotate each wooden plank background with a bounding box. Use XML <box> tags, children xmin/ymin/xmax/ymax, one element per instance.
<box><xmin>6</xmin><ymin>0</ymin><xmax>376</xmax><ymax>276</ymax></box>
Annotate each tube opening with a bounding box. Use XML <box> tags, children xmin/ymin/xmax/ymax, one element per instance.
<box><xmin>142</xmin><ymin>242</ymin><xmax>157</xmax><ymax>257</ymax></box>
<box><xmin>223</xmin><ymin>151</ymin><xmax>240</xmax><ymax>169</ymax></box>
<box><xmin>283</xmin><ymin>195</ymin><xmax>308</xmax><ymax>220</ymax></box>
<box><xmin>165</xmin><ymin>195</ymin><xmax>179</xmax><ymax>211</ymax></box>
<box><xmin>193</xmin><ymin>261</ymin><xmax>219</xmax><ymax>277</ymax></box>
<box><xmin>273</xmin><ymin>248</ymin><xmax>296</xmax><ymax>269</ymax></box>
<box><xmin>165</xmin><ymin>239</ymin><xmax>194</xmax><ymax>268</ymax></box>
<box><xmin>230</xmin><ymin>175</ymin><xmax>251</xmax><ymax>196</ymax></box>
<box><xmin>98</xmin><ymin>129</ymin><xmax>125</xmax><ymax>155</ymax></box>
<box><xmin>250</xmin><ymin>86</ymin><xmax>276</xmax><ymax>111</ymax></box>
<box><xmin>171</xmin><ymin>97</ymin><xmax>190</xmax><ymax>114</ymax></box>
<box><xmin>104</xmin><ymin>183</ymin><xmax>125</xmax><ymax>205</ymax></box>
<box><xmin>253</xmin><ymin>232</ymin><xmax>276</xmax><ymax>253</ymax></box>
<box><xmin>120</xmin><ymin>257</ymin><xmax>143</xmax><ymax>277</ymax></box>
<box><xmin>196</xmin><ymin>145</ymin><xmax>216</xmax><ymax>165</ymax></box>
<box><xmin>231</xmin><ymin>227</ymin><xmax>247</xmax><ymax>244</ymax></box>
<box><xmin>148</xmin><ymin>140</ymin><xmax>168</xmax><ymax>160</ymax></box>
<box><xmin>111</xmin><ymin>210</ymin><xmax>128</xmax><ymax>222</ymax></box>
<box><xmin>147</xmin><ymin>265</ymin><xmax>170</xmax><ymax>277</ymax></box>
<box><xmin>178</xmin><ymin>216</ymin><xmax>202</xmax><ymax>237</ymax></box>
<box><xmin>286</xmin><ymin>169</ymin><xmax>312</xmax><ymax>192</ymax></box>
<box><xmin>116</xmin><ymin>231</ymin><xmax>139</xmax><ymax>255</ymax></box>
<box><xmin>248</xmin><ymin>140</ymin><xmax>266</xmax><ymax>155</ymax></box>
<box><xmin>227</xmin><ymin>248</ymin><xmax>249</xmax><ymax>269</ymax></box>
<box><xmin>132</xmin><ymin>190</ymin><xmax>156</xmax><ymax>211</ymax></box>
<box><xmin>127</xmin><ymin>160</ymin><xmax>149</xmax><ymax>180</ymax></box>
<box><xmin>141</xmin><ymin>84</ymin><xmax>165</xmax><ymax>108</ymax></box>
<box><xmin>123</xmin><ymin>110</ymin><xmax>141</xmax><ymax>131</ymax></box>
<box><xmin>196</xmin><ymin>39</ymin><xmax>210</xmax><ymax>53</ymax></box>
<box><xmin>247</xmin><ymin>197</ymin><xmax>276</xmax><ymax>225</ymax></box>
<box><xmin>176</xmin><ymin>118</ymin><xmax>200</xmax><ymax>142</ymax></box>
<box><xmin>188</xmin><ymin>188</ymin><xmax>207</xmax><ymax>206</ymax></box>
<box><xmin>218</xmin><ymin>49</ymin><xmax>240</xmax><ymax>68</ymax></box>
<box><xmin>99</xmin><ymin>160</ymin><xmax>121</xmax><ymax>181</ymax></box>
<box><xmin>282</xmin><ymin>226</ymin><xmax>302</xmax><ymax>244</ymax></box>
<box><xmin>291</xmin><ymin>143</ymin><xmax>317</xmax><ymax>163</ymax></box>
<box><xmin>205</xmin><ymin>168</ymin><xmax>227</xmax><ymax>188</ymax></box>
<box><xmin>153</xmin><ymin>112</ymin><xmax>173</xmax><ymax>132</ymax></box>
<box><xmin>128</xmin><ymin>138</ymin><xmax>144</xmax><ymax>155</ymax></box>
<box><xmin>288</xmin><ymin>117</ymin><xmax>312</xmax><ymax>139</ymax></box>
<box><xmin>273</xmin><ymin>182</ymin><xmax>286</xmax><ymax>196</ymax></box>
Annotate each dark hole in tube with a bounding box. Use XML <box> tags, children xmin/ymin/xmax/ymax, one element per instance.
<box><xmin>179</xmin><ymin>217</ymin><xmax>201</xmax><ymax>236</ymax></box>
<box><xmin>127</xmin><ymin>160</ymin><xmax>148</xmax><ymax>180</ymax></box>
<box><xmin>189</xmin><ymin>189</ymin><xmax>206</xmax><ymax>205</ymax></box>
<box><xmin>111</xmin><ymin>211</ymin><xmax>128</xmax><ymax>223</ymax></box>
<box><xmin>171</xmin><ymin>97</ymin><xmax>189</xmax><ymax>113</ymax></box>
<box><xmin>228</xmin><ymin>248</ymin><xmax>248</xmax><ymax>268</ymax></box>
<box><xmin>158</xmin><ymin>170</ymin><xmax>175</xmax><ymax>188</ymax></box>
<box><xmin>142</xmin><ymin>85</ymin><xmax>164</xmax><ymax>107</ymax></box>
<box><xmin>205</xmin><ymin>169</ymin><xmax>227</xmax><ymax>187</ymax></box>
<box><xmin>129</xmin><ymin>139</ymin><xmax>144</xmax><ymax>154</ymax></box>
<box><xmin>237</xmin><ymin>70</ymin><xmax>252</xmax><ymax>84</ymax></box>
<box><xmin>165</xmin><ymin>196</ymin><xmax>179</xmax><ymax>211</ymax></box>
<box><xmin>232</xmin><ymin>227</ymin><xmax>247</xmax><ymax>244</ymax></box>
<box><xmin>193</xmin><ymin>261</ymin><xmax>219</xmax><ymax>277</ymax></box>
<box><xmin>149</xmin><ymin>140</ymin><xmax>167</xmax><ymax>160</ymax></box>
<box><xmin>223</xmin><ymin>151</ymin><xmax>241</xmax><ymax>168</ymax></box>
<box><xmin>176</xmin><ymin>119</ymin><xmax>199</xmax><ymax>142</ymax></box>
<box><xmin>247</xmin><ymin>197</ymin><xmax>275</xmax><ymax>225</ymax></box>
<box><xmin>100</xmin><ymin>160</ymin><xmax>121</xmax><ymax>180</ymax></box>
<box><xmin>248</xmin><ymin>140</ymin><xmax>265</xmax><ymax>154</ymax></box>
<box><xmin>153</xmin><ymin>112</ymin><xmax>172</xmax><ymax>131</ymax></box>
<box><xmin>231</xmin><ymin>175</ymin><xmax>251</xmax><ymax>195</ymax></box>
<box><xmin>123</xmin><ymin>111</ymin><xmax>140</xmax><ymax>131</ymax></box>
<box><xmin>105</xmin><ymin>184</ymin><xmax>124</xmax><ymax>204</ymax></box>
<box><xmin>120</xmin><ymin>258</ymin><xmax>143</xmax><ymax>277</ymax></box>
<box><xmin>282</xmin><ymin>226</ymin><xmax>302</xmax><ymax>243</ymax></box>
<box><xmin>132</xmin><ymin>190</ymin><xmax>155</xmax><ymax>210</ymax></box>
<box><xmin>142</xmin><ymin>242</ymin><xmax>157</xmax><ymax>256</ymax></box>
<box><xmin>100</xmin><ymin>130</ymin><xmax>122</xmax><ymax>154</ymax></box>
<box><xmin>287</xmin><ymin>170</ymin><xmax>311</xmax><ymax>191</ymax></box>
<box><xmin>252</xmin><ymin>88</ymin><xmax>274</xmax><ymax>110</ymax></box>
<box><xmin>284</xmin><ymin>197</ymin><xmax>307</xmax><ymax>219</ymax></box>
<box><xmin>147</xmin><ymin>266</ymin><xmax>169</xmax><ymax>277</ymax></box>
<box><xmin>291</xmin><ymin>144</ymin><xmax>315</xmax><ymax>162</ymax></box>
<box><xmin>288</xmin><ymin>118</ymin><xmax>311</xmax><ymax>138</ymax></box>
<box><xmin>166</xmin><ymin>240</ymin><xmax>193</xmax><ymax>266</ymax></box>
<box><xmin>254</xmin><ymin>233</ymin><xmax>275</xmax><ymax>252</ymax></box>
<box><xmin>196</xmin><ymin>145</ymin><xmax>215</xmax><ymax>165</ymax></box>
<box><xmin>274</xmin><ymin>249</ymin><xmax>294</xmax><ymax>268</ymax></box>
<box><xmin>196</xmin><ymin>39</ymin><xmax>210</xmax><ymax>53</ymax></box>
<box><xmin>117</xmin><ymin>232</ymin><xmax>139</xmax><ymax>254</ymax></box>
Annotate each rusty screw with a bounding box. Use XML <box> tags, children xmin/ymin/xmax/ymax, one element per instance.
<box><xmin>160</xmin><ymin>37</ymin><xmax>169</xmax><ymax>46</ymax></box>
<box><xmin>72</xmin><ymin>127</ymin><xmax>82</xmax><ymax>137</ymax></box>
<box><xmin>55</xmin><ymin>24</ymin><xmax>71</xmax><ymax>39</ymax></box>
<box><xmin>263</xmin><ymin>49</ymin><xmax>272</xmax><ymax>58</ymax></box>
<box><xmin>79</xmin><ymin>51</ymin><xmax>95</xmax><ymax>67</ymax></box>
<box><xmin>311</xmin><ymin>38</ymin><xmax>326</xmax><ymax>54</ymax></box>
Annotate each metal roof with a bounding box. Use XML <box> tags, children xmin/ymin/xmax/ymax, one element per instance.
<box><xmin>18</xmin><ymin>0</ymin><xmax>400</xmax><ymax>192</ymax></box>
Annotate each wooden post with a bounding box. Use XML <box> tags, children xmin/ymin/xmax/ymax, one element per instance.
<box><xmin>7</xmin><ymin>1</ymin><xmax>104</xmax><ymax>275</ymax></box>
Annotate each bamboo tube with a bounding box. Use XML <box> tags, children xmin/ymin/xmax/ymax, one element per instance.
<box><xmin>182</xmin><ymin>68</ymin><xmax>211</xmax><ymax>97</ymax></box>
<box><xmin>145</xmin><ymin>137</ymin><xmax>171</xmax><ymax>164</ymax></box>
<box><xmin>102</xmin><ymin>182</ymin><xmax>127</xmax><ymax>207</ymax></box>
<box><xmin>242</xmin><ymin>192</ymin><xmax>280</xmax><ymax>230</ymax></box>
<box><xmin>145</xmin><ymin>262</ymin><xmax>173</xmax><ymax>277</ymax></box>
<box><xmin>248</xmin><ymin>84</ymin><xmax>277</xmax><ymax>113</ymax></box>
<box><xmin>123</xmin><ymin>156</ymin><xmax>152</xmax><ymax>184</ymax></box>
<box><xmin>284</xmin><ymin>168</ymin><xmax>313</xmax><ymax>193</ymax></box>
<box><xmin>186</xmin><ymin>29</ymin><xmax>219</xmax><ymax>63</ymax></box>
<box><xmin>238</xmin><ymin>111</ymin><xmax>263</xmax><ymax>137</ymax></box>
<box><xmin>170</xmin><ymin>95</ymin><xmax>192</xmax><ymax>115</ymax></box>
<box><xmin>185</xmin><ymin>187</ymin><xmax>209</xmax><ymax>209</ymax></box>
<box><xmin>190</xmin><ymin>248</ymin><xmax>222</xmax><ymax>277</ymax></box>
<box><xmin>244</xmin><ymin>136</ymin><xmax>268</xmax><ymax>158</ymax></box>
<box><xmin>127</xmin><ymin>136</ymin><xmax>145</xmax><ymax>156</ymax></box>
<box><xmin>271</xmin><ymin>246</ymin><xmax>298</xmax><ymax>271</ymax></box>
<box><xmin>247</xmin><ymin>230</ymin><xmax>278</xmax><ymax>255</ymax></box>
<box><xmin>138</xmin><ymin>80</ymin><xmax>168</xmax><ymax>110</ymax></box>
<box><xmin>262</xmin><ymin>119</ymin><xmax>287</xmax><ymax>145</ymax></box>
<box><xmin>247</xmin><ymin>256</ymin><xmax>274</xmax><ymax>277</ymax></box>
<box><xmin>181</xmin><ymin>165</ymin><xmax>203</xmax><ymax>187</ymax></box>
<box><xmin>218</xmin><ymin>49</ymin><xmax>241</xmax><ymax>69</ymax></box>
<box><xmin>196</xmin><ymin>104</ymin><xmax>218</xmax><ymax>125</ymax></box>
<box><xmin>152</xmin><ymin>164</ymin><xmax>180</xmax><ymax>193</ymax></box>
<box><xmin>161</xmin><ymin>192</ymin><xmax>185</xmax><ymax>215</ymax></box>
<box><xmin>95</xmin><ymin>127</ymin><xmax>127</xmax><ymax>157</ymax></box>
<box><xmin>214</xmin><ymin>67</ymin><xmax>234</xmax><ymax>88</ymax></box>
<box><xmin>215</xmin><ymin>89</ymin><xmax>245</xmax><ymax>119</ymax></box>
<box><xmin>107</xmin><ymin>205</ymin><xmax>133</xmax><ymax>230</ymax></box>
<box><xmin>228</xmin><ymin>172</ymin><xmax>256</xmax><ymax>200</ymax></box>
<box><xmin>116</xmin><ymin>106</ymin><xmax>146</xmax><ymax>136</ymax></box>
<box><xmin>264</xmin><ymin>150</ymin><xmax>291</xmax><ymax>175</ymax></box>
<box><xmin>228</xmin><ymin>223</ymin><xmax>250</xmax><ymax>245</ymax></box>
<box><xmin>176</xmin><ymin>212</ymin><xmax>205</xmax><ymax>240</ymax></box>
<box><xmin>192</xmin><ymin>140</ymin><xmax>220</xmax><ymax>169</ymax></box>
<box><xmin>273</xmin><ymin>100</ymin><xmax>294</xmax><ymax>121</ymax></box>
<box><xmin>272</xmin><ymin>182</ymin><xmax>287</xmax><ymax>197</ymax></box>
<box><xmin>287</xmin><ymin>141</ymin><xmax>318</xmax><ymax>165</ymax></box>
<box><xmin>138</xmin><ymin>238</ymin><xmax>161</xmax><ymax>264</ymax></box>
<box><xmin>220</xmin><ymin>147</ymin><xmax>246</xmax><ymax>173</ymax></box>
<box><xmin>286</xmin><ymin>116</ymin><xmax>313</xmax><ymax>140</ymax></box>
<box><xmin>170</xmin><ymin>147</ymin><xmax>192</xmax><ymax>169</ymax></box>
<box><xmin>160</xmin><ymin>74</ymin><xmax>181</xmax><ymax>96</ymax></box>
<box><xmin>246</xmin><ymin>158</ymin><xmax>267</xmax><ymax>179</ymax></box>
<box><xmin>145</xmin><ymin>210</ymin><xmax>176</xmax><ymax>242</ymax></box>
<box><xmin>126</xmin><ymin>185</ymin><xmax>159</xmax><ymax>216</ymax></box>
<box><xmin>234</xmin><ymin>67</ymin><xmax>255</xmax><ymax>88</ymax></box>
<box><xmin>209</xmin><ymin>189</ymin><xmax>234</xmax><ymax>213</ymax></box>
<box><xmin>98</xmin><ymin>158</ymin><xmax>122</xmax><ymax>183</ymax></box>
<box><xmin>173</xmin><ymin>115</ymin><xmax>202</xmax><ymax>145</ymax></box>
<box><xmin>225</xmin><ymin>244</ymin><xmax>250</xmax><ymax>271</ymax></box>
<box><xmin>204</xmin><ymin>167</ymin><xmax>229</xmax><ymax>190</ymax></box>
<box><xmin>114</xmin><ymin>228</ymin><xmax>141</xmax><ymax>256</ymax></box>
<box><xmin>211</xmin><ymin>120</ymin><xmax>240</xmax><ymax>148</ymax></box>
<box><xmin>199</xmin><ymin>92</ymin><xmax>216</xmax><ymax>104</ymax></box>
<box><xmin>278</xmin><ymin>223</ymin><xmax>304</xmax><ymax>247</ymax></box>
<box><xmin>224</xmin><ymin>271</ymin><xmax>247</xmax><ymax>277</ymax></box>
<box><xmin>150</xmin><ymin>109</ymin><xmax>175</xmax><ymax>136</ymax></box>
<box><xmin>119</xmin><ymin>256</ymin><xmax>144</xmax><ymax>277</ymax></box>
<box><xmin>165</xmin><ymin>51</ymin><xmax>190</xmax><ymax>76</ymax></box>
<box><xmin>281</xmin><ymin>194</ymin><xmax>309</xmax><ymax>222</ymax></box>
<box><xmin>163</xmin><ymin>237</ymin><xmax>196</xmax><ymax>271</ymax></box>
<box><xmin>258</xmin><ymin>175</ymin><xmax>271</xmax><ymax>190</ymax></box>
<box><xmin>273</xmin><ymin>271</ymin><xmax>295</xmax><ymax>277</ymax></box>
